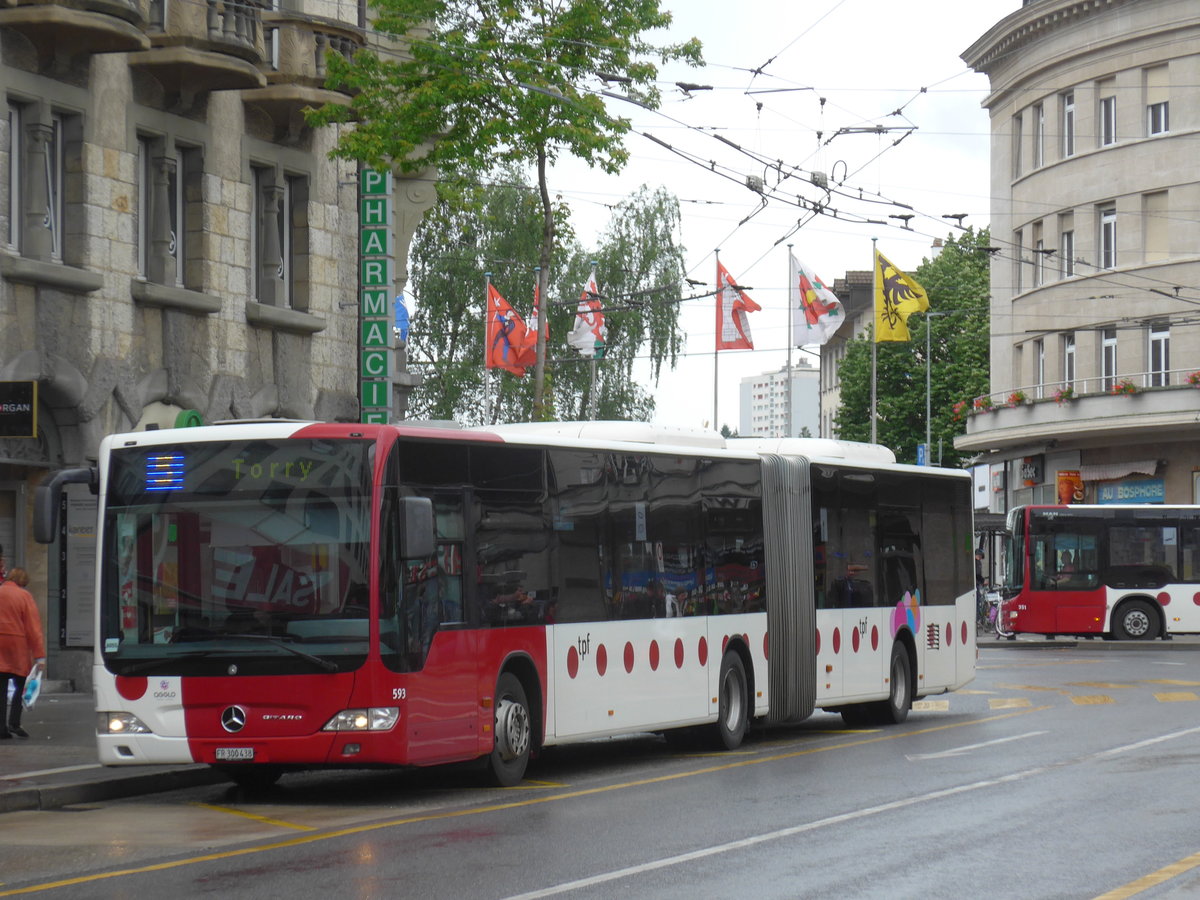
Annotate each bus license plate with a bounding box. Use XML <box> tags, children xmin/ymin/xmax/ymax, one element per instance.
<box><xmin>215</xmin><ymin>747</ymin><xmax>254</xmax><ymax>761</ymax></box>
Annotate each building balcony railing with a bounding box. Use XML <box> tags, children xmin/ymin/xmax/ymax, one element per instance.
<box><xmin>127</xmin><ymin>0</ymin><xmax>267</xmax><ymax>106</ymax></box>
<box><xmin>242</xmin><ymin>12</ymin><xmax>364</xmax><ymax>140</ymax></box>
<box><xmin>0</xmin><ymin>0</ymin><xmax>150</xmax><ymax>59</ymax></box>
<box><xmin>956</xmin><ymin>367</ymin><xmax>1200</xmax><ymax>452</ymax></box>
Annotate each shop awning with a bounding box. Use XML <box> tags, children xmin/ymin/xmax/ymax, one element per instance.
<box><xmin>1078</xmin><ymin>459</ymin><xmax>1159</xmax><ymax>482</ymax></box>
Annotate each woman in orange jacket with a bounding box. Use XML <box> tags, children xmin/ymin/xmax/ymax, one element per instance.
<box><xmin>0</xmin><ymin>568</ymin><xmax>46</xmax><ymax>739</ymax></box>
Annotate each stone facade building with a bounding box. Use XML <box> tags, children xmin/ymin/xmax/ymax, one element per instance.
<box><xmin>1</xmin><ymin>0</ymin><xmax>432</xmax><ymax>685</ymax></box>
<box><xmin>959</xmin><ymin>0</ymin><xmax>1200</xmax><ymax>512</ymax></box>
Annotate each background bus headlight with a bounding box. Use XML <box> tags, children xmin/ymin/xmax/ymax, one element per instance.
<box><xmin>99</xmin><ymin>712</ymin><xmax>152</xmax><ymax>735</ymax></box>
<box><xmin>322</xmin><ymin>708</ymin><xmax>399</xmax><ymax>732</ymax></box>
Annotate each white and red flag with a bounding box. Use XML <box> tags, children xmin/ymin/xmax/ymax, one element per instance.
<box><xmin>715</xmin><ymin>260</ymin><xmax>761</xmax><ymax>350</ymax></box>
<box><xmin>567</xmin><ymin>267</ymin><xmax>607</xmax><ymax>358</ymax></box>
<box><xmin>789</xmin><ymin>252</ymin><xmax>844</xmax><ymax>346</ymax></box>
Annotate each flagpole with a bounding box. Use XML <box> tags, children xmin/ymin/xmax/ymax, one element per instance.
<box><xmin>870</xmin><ymin>238</ymin><xmax>877</xmax><ymax>445</ymax></box>
<box><xmin>925</xmin><ymin>310</ymin><xmax>931</xmax><ymax>464</ymax></box>
<box><xmin>786</xmin><ymin>244</ymin><xmax>794</xmax><ymax>439</ymax></box>
<box><xmin>713</xmin><ymin>248</ymin><xmax>720</xmax><ymax>432</ymax></box>
<box><xmin>588</xmin><ymin>260</ymin><xmax>598</xmax><ymax>420</ymax></box>
<box><xmin>484</xmin><ymin>271</ymin><xmax>492</xmax><ymax>425</ymax></box>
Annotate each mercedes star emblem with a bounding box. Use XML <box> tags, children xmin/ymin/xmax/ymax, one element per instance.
<box><xmin>221</xmin><ymin>705</ymin><xmax>248</xmax><ymax>733</ymax></box>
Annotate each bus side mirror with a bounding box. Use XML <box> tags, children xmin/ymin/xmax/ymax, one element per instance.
<box><xmin>399</xmin><ymin>496</ymin><xmax>435</xmax><ymax>560</ymax></box>
<box><xmin>34</xmin><ymin>467</ymin><xmax>97</xmax><ymax>543</ymax></box>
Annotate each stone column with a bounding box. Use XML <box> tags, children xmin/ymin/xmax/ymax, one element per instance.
<box><xmin>22</xmin><ymin>121</ymin><xmax>55</xmax><ymax>261</ymax></box>
<box><xmin>148</xmin><ymin>155</ymin><xmax>176</xmax><ymax>284</ymax></box>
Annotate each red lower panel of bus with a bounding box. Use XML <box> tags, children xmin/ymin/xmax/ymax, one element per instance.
<box><xmin>1010</xmin><ymin>589</ymin><xmax>1106</xmax><ymax>634</ymax></box>
<box><xmin>181</xmin><ymin>628</ymin><xmax>547</xmax><ymax>768</ymax></box>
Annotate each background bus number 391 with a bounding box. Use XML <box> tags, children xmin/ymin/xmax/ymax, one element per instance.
<box><xmin>392</xmin><ymin>687</ymin><xmax>407</xmax><ymax>700</ymax></box>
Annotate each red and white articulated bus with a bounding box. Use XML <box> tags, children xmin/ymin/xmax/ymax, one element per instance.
<box><xmin>998</xmin><ymin>504</ymin><xmax>1200</xmax><ymax>641</ymax></box>
<box><xmin>36</xmin><ymin>420</ymin><xmax>976</xmax><ymax>789</ymax></box>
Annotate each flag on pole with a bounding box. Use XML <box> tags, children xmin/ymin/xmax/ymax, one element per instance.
<box><xmin>874</xmin><ymin>250</ymin><xmax>929</xmax><ymax>342</ymax></box>
<box><xmin>567</xmin><ymin>267</ymin><xmax>607</xmax><ymax>358</ymax></box>
<box><xmin>485</xmin><ymin>283</ymin><xmax>536</xmax><ymax>376</ymax></box>
<box><xmin>715</xmin><ymin>260</ymin><xmax>760</xmax><ymax>350</ymax></box>
<box><xmin>789</xmin><ymin>253</ymin><xmax>844</xmax><ymax>346</ymax></box>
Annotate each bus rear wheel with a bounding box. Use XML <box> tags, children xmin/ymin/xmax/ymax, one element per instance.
<box><xmin>716</xmin><ymin>651</ymin><xmax>749</xmax><ymax>750</ymax></box>
<box><xmin>1111</xmin><ymin>599</ymin><xmax>1158</xmax><ymax>641</ymax></box>
<box><xmin>489</xmin><ymin>672</ymin><xmax>532</xmax><ymax>787</ymax></box>
<box><xmin>877</xmin><ymin>643</ymin><xmax>913</xmax><ymax>724</ymax></box>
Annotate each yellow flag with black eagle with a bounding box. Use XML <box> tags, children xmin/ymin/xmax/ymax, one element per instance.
<box><xmin>874</xmin><ymin>250</ymin><xmax>929</xmax><ymax>342</ymax></box>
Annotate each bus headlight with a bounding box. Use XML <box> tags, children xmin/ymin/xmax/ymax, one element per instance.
<box><xmin>322</xmin><ymin>708</ymin><xmax>399</xmax><ymax>732</ymax></box>
<box><xmin>99</xmin><ymin>712</ymin><xmax>152</xmax><ymax>735</ymax></box>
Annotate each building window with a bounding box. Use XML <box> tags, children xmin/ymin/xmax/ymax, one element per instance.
<box><xmin>253</xmin><ymin>166</ymin><xmax>310</xmax><ymax>309</ymax></box>
<box><xmin>1099</xmin><ymin>206</ymin><xmax>1116</xmax><ymax>269</ymax></box>
<box><xmin>1035</xmin><ymin>338</ymin><xmax>1045</xmax><ymax>399</ymax></box>
<box><xmin>1014</xmin><ymin>228</ymin><xmax>1023</xmax><ymax>292</ymax></box>
<box><xmin>1149</xmin><ymin>323</ymin><xmax>1169</xmax><ymax>387</ymax></box>
<box><xmin>1145</xmin><ymin>65</ymin><xmax>1169</xmax><ymax>135</ymax></box>
<box><xmin>1033</xmin><ymin>220</ymin><xmax>1044</xmax><ymax>287</ymax></box>
<box><xmin>1033</xmin><ymin>103</ymin><xmax>1044</xmax><ymax>168</ymax></box>
<box><xmin>1062</xmin><ymin>91</ymin><xmax>1075</xmax><ymax>158</ymax></box>
<box><xmin>5</xmin><ymin>104</ymin><xmax>77</xmax><ymax>262</ymax></box>
<box><xmin>1063</xmin><ymin>332</ymin><xmax>1075</xmax><ymax>388</ymax></box>
<box><xmin>5</xmin><ymin>102</ymin><xmax>19</xmax><ymax>250</ymax></box>
<box><xmin>1012</xmin><ymin>113</ymin><xmax>1022</xmax><ymax>178</ymax></box>
<box><xmin>1101</xmin><ymin>328</ymin><xmax>1117</xmax><ymax>392</ymax></box>
<box><xmin>138</xmin><ymin>135</ymin><xmax>202</xmax><ymax>288</ymax></box>
<box><xmin>1060</xmin><ymin>228</ymin><xmax>1074</xmax><ymax>278</ymax></box>
<box><xmin>1099</xmin><ymin>91</ymin><xmax>1116</xmax><ymax>146</ymax></box>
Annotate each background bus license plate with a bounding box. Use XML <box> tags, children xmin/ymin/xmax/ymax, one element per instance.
<box><xmin>215</xmin><ymin>747</ymin><xmax>254</xmax><ymax>761</ymax></box>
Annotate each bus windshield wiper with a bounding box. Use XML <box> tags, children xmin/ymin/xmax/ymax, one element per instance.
<box><xmin>120</xmin><ymin>650</ymin><xmax>221</xmax><ymax>675</ymax></box>
<box><xmin>222</xmin><ymin>634</ymin><xmax>340</xmax><ymax>672</ymax></box>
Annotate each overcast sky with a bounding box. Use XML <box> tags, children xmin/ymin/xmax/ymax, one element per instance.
<box><xmin>543</xmin><ymin>0</ymin><xmax>1019</xmax><ymax>431</ymax></box>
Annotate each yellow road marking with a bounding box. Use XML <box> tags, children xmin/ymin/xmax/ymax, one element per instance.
<box><xmin>1070</xmin><ymin>696</ymin><xmax>1114</xmax><ymax>706</ymax></box>
<box><xmin>0</xmin><ymin>706</ymin><xmax>1050</xmax><ymax>897</ymax></box>
<box><xmin>190</xmin><ymin>803</ymin><xmax>315</xmax><ymax>832</ymax></box>
<box><xmin>1068</xmin><ymin>682</ymin><xmax>1133</xmax><ymax>690</ymax></box>
<box><xmin>955</xmin><ymin>689</ymin><xmax>995</xmax><ymax>695</ymax></box>
<box><xmin>1154</xmin><ymin>692</ymin><xmax>1199</xmax><ymax>703</ymax></box>
<box><xmin>1143</xmin><ymin>679</ymin><xmax>1200</xmax><ymax>687</ymax></box>
<box><xmin>996</xmin><ymin>683</ymin><xmax>1063</xmax><ymax>692</ymax></box>
<box><xmin>912</xmin><ymin>700</ymin><xmax>949</xmax><ymax>711</ymax></box>
<box><xmin>1092</xmin><ymin>847</ymin><xmax>1200</xmax><ymax>899</ymax></box>
<box><xmin>989</xmin><ymin>698</ymin><xmax>1033</xmax><ymax>709</ymax></box>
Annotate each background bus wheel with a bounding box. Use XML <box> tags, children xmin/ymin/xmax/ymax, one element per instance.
<box><xmin>877</xmin><ymin>644</ymin><xmax>912</xmax><ymax>724</ymax></box>
<box><xmin>489</xmin><ymin>673</ymin><xmax>531</xmax><ymax>787</ymax></box>
<box><xmin>217</xmin><ymin>765</ymin><xmax>282</xmax><ymax>792</ymax></box>
<box><xmin>716</xmin><ymin>651</ymin><xmax>749</xmax><ymax>750</ymax></box>
<box><xmin>1112</xmin><ymin>599</ymin><xmax>1157</xmax><ymax>641</ymax></box>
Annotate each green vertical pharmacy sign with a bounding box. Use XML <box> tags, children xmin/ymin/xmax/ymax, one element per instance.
<box><xmin>360</xmin><ymin>168</ymin><xmax>394</xmax><ymax>423</ymax></box>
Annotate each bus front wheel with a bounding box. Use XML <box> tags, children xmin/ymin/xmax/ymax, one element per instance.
<box><xmin>716</xmin><ymin>651</ymin><xmax>749</xmax><ymax>750</ymax></box>
<box><xmin>489</xmin><ymin>672</ymin><xmax>532</xmax><ymax>787</ymax></box>
<box><xmin>1111</xmin><ymin>599</ymin><xmax>1159</xmax><ymax>641</ymax></box>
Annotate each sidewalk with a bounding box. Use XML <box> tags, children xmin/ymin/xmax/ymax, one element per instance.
<box><xmin>0</xmin><ymin>686</ymin><xmax>221</xmax><ymax>814</ymax></box>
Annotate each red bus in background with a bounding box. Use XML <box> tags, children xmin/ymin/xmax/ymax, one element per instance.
<box><xmin>36</xmin><ymin>420</ymin><xmax>976</xmax><ymax>790</ymax></box>
<box><xmin>999</xmin><ymin>504</ymin><xmax>1200</xmax><ymax>640</ymax></box>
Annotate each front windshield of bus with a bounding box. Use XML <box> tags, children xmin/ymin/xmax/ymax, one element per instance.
<box><xmin>100</xmin><ymin>438</ymin><xmax>373</xmax><ymax>676</ymax></box>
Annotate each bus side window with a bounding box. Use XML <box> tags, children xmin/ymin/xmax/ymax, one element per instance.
<box><xmin>1184</xmin><ymin>527</ymin><xmax>1200</xmax><ymax>582</ymax></box>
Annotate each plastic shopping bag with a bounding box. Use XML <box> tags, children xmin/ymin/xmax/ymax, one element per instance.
<box><xmin>22</xmin><ymin>665</ymin><xmax>41</xmax><ymax>710</ymax></box>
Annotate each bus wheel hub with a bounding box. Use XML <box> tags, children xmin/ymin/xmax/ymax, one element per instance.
<box><xmin>495</xmin><ymin>698</ymin><xmax>530</xmax><ymax>760</ymax></box>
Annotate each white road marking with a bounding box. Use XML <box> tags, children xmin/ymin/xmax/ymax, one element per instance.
<box><xmin>904</xmin><ymin>730</ymin><xmax>1047</xmax><ymax>760</ymax></box>
<box><xmin>1</xmin><ymin>763</ymin><xmax>101</xmax><ymax>780</ymax></box>
<box><xmin>502</xmin><ymin>725</ymin><xmax>1200</xmax><ymax>900</ymax></box>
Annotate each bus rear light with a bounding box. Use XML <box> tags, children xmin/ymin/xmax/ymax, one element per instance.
<box><xmin>322</xmin><ymin>708</ymin><xmax>399</xmax><ymax>732</ymax></box>
<box><xmin>99</xmin><ymin>712</ymin><xmax>152</xmax><ymax>735</ymax></box>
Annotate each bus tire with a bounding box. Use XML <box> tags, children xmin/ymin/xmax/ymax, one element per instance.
<box><xmin>716</xmin><ymin>651</ymin><xmax>749</xmax><ymax>750</ymax></box>
<box><xmin>877</xmin><ymin>643</ymin><xmax>912</xmax><ymax>724</ymax></box>
<box><xmin>489</xmin><ymin>672</ymin><xmax>532</xmax><ymax>787</ymax></box>
<box><xmin>1111</xmin><ymin>599</ymin><xmax>1158</xmax><ymax>641</ymax></box>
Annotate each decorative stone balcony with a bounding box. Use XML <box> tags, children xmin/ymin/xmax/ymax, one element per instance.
<box><xmin>242</xmin><ymin>12</ymin><xmax>364</xmax><ymax>142</ymax></box>
<box><xmin>127</xmin><ymin>0</ymin><xmax>266</xmax><ymax>109</ymax></box>
<box><xmin>0</xmin><ymin>0</ymin><xmax>150</xmax><ymax>67</ymax></box>
<box><xmin>957</xmin><ymin>372</ymin><xmax>1200</xmax><ymax>453</ymax></box>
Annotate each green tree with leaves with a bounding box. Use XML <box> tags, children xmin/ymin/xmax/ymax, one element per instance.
<box><xmin>407</xmin><ymin>172</ymin><xmax>686</xmax><ymax>424</ymax></box>
<box><xmin>834</xmin><ymin>228</ymin><xmax>991</xmax><ymax>467</ymax></box>
<box><xmin>307</xmin><ymin>0</ymin><xmax>701</xmax><ymax>419</ymax></box>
